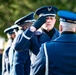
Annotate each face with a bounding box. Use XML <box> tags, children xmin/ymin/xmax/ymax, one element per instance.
<box><xmin>19</xmin><ymin>22</ymin><xmax>33</xmax><ymax>30</ymax></box>
<box><xmin>11</xmin><ymin>33</ymin><xmax>16</xmax><ymax>39</ymax></box>
<box><xmin>7</xmin><ymin>33</ymin><xmax>16</xmax><ymax>40</ymax></box>
<box><xmin>42</xmin><ymin>16</ymin><xmax>56</xmax><ymax>31</ymax></box>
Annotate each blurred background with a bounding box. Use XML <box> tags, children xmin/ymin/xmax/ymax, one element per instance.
<box><xmin>0</xmin><ymin>0</ymin><xmax>76</xmax><ymax>50</ymax></box>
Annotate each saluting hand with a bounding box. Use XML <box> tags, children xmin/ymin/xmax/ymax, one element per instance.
<box><xmin>32</xmin><ymin>15</ymin><xmax>46</xmax><ymax>30</ymax></box>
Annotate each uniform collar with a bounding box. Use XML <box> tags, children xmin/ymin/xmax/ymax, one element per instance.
<box><xmin>42</xmin><ymin>28</ymin><xmax>55</xmax><ymax>38</ymax></box>
<box><xmin>61</xmin><ymin>31</ymin><xmax>75</xmax><ymax>35</ymax></box>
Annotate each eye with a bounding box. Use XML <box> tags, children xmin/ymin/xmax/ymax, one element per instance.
<box><xmin>50</xmin><ymin>18</ymin><xmax>54</xmax><ymax>20</ymax></box>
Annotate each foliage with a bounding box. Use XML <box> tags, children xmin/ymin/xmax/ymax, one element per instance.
<box><xmin>0</xmin><ymin>0</ymin><xmax>76</xmax><ymax>38</ymax></box>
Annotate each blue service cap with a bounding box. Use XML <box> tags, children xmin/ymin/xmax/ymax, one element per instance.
<box><xmin>35</xmin><ymin>6</ymin><xmax>58</xmax><ymax>17</ymax></box>
<box><xmin>58</xmin><ymin>10</ymin><xmax>76</xmax><ymax>24</ymax></box>
<box><xmin>14</xmin><ymin>12</ymin><xmax>36</xmax><ymax>25</ymax></box>
<box><xmin>4</xmin><ymin>25</ymin><xmax>18</xmax><ymax>34</ymax></box>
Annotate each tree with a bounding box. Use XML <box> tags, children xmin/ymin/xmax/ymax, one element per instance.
<box><xmin>0</xmin><ymin>0</ymin><xmax>76</xmax><ymax>38</ymax></box>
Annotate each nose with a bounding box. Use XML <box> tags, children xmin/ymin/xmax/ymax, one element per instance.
<box><xmin>47</xmin><ymin>19</ymin><xmax>51</xmax><ymax>22</ymax></box>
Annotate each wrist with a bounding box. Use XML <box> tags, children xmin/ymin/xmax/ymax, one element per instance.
<box><xmin>30</xmin><ymin>26</ymin><xmax>36</xmax><ymax>32</ymax></box>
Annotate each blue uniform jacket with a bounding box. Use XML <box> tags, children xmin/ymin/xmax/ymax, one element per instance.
<box><xmin>2</xmin><ymin>39</ymin><xmax>12</xmax><ymax>75</ymax></box>
<box><xmin>32</xmin><ymin>32</ymin><xmax>76</xmax><ymax>75</ymax></box>
<box><xmin>14</xmin><ymin>28</ymin><xmax>60</xmax><ymax>55</ymax></box>
<box><xmin>2</xmin><ymin>47</ymin><xmax>10</xmax><ymax>75</ymax></box>
<box><xmin>10</xmin><ymin>28</ymin><xmax>59</xmax><ymax>75</ymax></box>
<box><xmin>9</xmin><ymin>30</ymin><xmax>31</xmax><ymax>75</ymax></box>
<box><xmin>12</xmin><ymin>50</ymin><xmax>31</xmax><ymax>75</ymax></box>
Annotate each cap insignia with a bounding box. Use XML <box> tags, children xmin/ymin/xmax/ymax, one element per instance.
<box><xmin>48</xmin><ymin>7</ymin><xmax>52</xmax><ymax>11</ymax></box>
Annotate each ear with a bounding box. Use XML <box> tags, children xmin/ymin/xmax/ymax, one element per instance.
<box><xmin>55</xmin><ymin>18</ymin><xmax>56</xmax><ymax>22</ymax></box>
<box><xmin>59</xmin><ymin>25</ymin><xmax>62</xmax><ymax>33</ymax></box>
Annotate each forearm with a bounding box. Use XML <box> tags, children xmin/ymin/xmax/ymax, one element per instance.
<box><xmin>14</xmin><ymin>27</ymin><xmax>35</xmax><ymax>51</ymax></box>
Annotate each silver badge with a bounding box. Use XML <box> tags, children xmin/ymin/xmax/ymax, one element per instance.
<box><xmin>48</xmin><ymin>7</ymin><xmax>52</xmax><ymax>11</ymax></box>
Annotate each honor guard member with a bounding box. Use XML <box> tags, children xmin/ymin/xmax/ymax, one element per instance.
<box><xmin>13</xmin><ymin>6</ymin><xmax>60</xmax><ymax>66</ymax></box>
<box><xmin>9</xmin><ymin>12</ymin><xmax>35</xmax><ymax>75</ymax></box>
<box><xmin>32</xmin><ymin>10</ymin><xmax>76</xmax><ymax>75</ymax></box>
<box><xmin>2</xmin><ymin>25</ymin><xmax>18</xmax><ymax>75</ymax></box>
<box><xmin>10</xmin><ymin>6</ymin><xmax>59</xmax><ymax>72</ymax></box>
